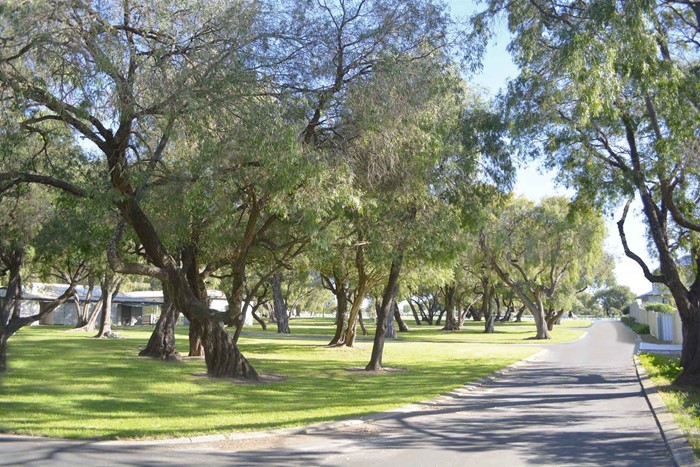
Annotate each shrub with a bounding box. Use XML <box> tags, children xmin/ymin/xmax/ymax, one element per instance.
<box><xmin>621</xmin><ymin>316</ymin><xmax>650</xmax><ymax>334</ymax></box>
<box><xmin>645</xmin><ymin>303</ymin><xmax>676</xmax><ymax>314</ymax></box>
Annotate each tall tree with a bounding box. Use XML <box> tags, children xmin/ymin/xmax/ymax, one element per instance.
<box><xmin>478</xmin><ymin>0</ymin><xmax>700</xmax><ymax>385</ymax></box>
<box><xmin>484</xmin><ymin>197</ymin><xmax>606</xmax><ymax>339</ymax></box>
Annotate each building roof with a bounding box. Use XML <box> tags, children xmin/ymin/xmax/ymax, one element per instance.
<box><xmin>1</xmin><ymin>283</ymin><xmax>227</xmax><ymax>307</ymax></box>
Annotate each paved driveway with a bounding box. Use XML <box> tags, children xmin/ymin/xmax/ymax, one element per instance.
<box><xmin>1</xmin><ymin>321</ymin><xmax>674</xmax><ymax>466</ymax></box>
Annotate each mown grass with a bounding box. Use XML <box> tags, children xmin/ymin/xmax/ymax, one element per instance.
<box><xmin>249</xmin><ymin>317</ymin><xmax>591</xmax><ymax>344</ymax></box>
<box><xmin>638</xmin><ymin>354</ymin><xmax>700</xmax><ymax>457</ymax></box>
<box><xmin>0</xmin><ymin>319</ymin><xmax>587</xmax><ymax>440</ymax></box>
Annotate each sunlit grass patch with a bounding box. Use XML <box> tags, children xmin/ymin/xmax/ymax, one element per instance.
<box><xmin>1</xmin><ymin>325</ymin><xmax>537</xmax><ymax>439</ymax></box>
<box><xmin>639</xmin><ymin>353</ymin><xmax>700</xmax><ymax>458</ymax></box>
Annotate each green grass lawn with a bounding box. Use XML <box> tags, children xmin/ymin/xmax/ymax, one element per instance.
<box><xmin>0</xmin><ymin>319</ymin><xmax>588</xmax><ymax>440</ymax></box>
<box><xmin>638</xmin><ymin>354</ymin><xmax>700</xmax><ymax>457</ymax></box>
<box><xmin>251</xmin><ymin>317</ymin><xmax>591</xmax><ymax>344</ymax></box>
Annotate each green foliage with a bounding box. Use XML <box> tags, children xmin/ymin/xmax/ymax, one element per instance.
<box><xmin>593</xmin><ymin>285</ymin><xmax>636</xmax><ymax>313</ymax></box>
<box><xmin>645</xmin><ymin>303</ymin><xmax>677</xmax><ymax>314</ymax></box>
<box><xmin>621</xmin><ymin>316</ymin><xmax>650</xmax><ymax>335</ymax></box>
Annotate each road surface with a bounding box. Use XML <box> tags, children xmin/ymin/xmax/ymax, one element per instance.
<box><xmin>0</xmin><ymin>321</ymin><xmax>674</xmax><ymax>466</ymax></box>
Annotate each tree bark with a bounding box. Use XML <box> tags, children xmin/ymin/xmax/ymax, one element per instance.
<box><xmin>483</xmin><ymin>284</ymin><xmax>495</xmax><ymax>334</ymax></box>
<box><xmin>342</xmin><ymin>242</ymin><xmax>369</xmax><ymax>347</ymax></box>
<box><xmin>251</xmin><ymin>305</ymin><xmax>267</xmax><ymax>330</ymax></box>
<box><xmin>408</xmin><ymin>300</ymin><xmax>422</xmax><ymax>325</ymax></box>
<box><xmin>394</xmin><ymin>302</ymin><xmax>410</xmax><ymax>332</ymax></box>
<box><xmin>441</xmin><ymin>285</ymin><xmax>459</xmax><ymax>331</ymax></box>
<box><xmin>358</xmin><ymin>309</ymin><xmax>368</xmax><ymax>335</ymax></box>
<box><xmin>328</xmin><ymin>286</ymin><xmax>348</xmax><ymax>346</ymax></box>
<box><xmin>183</xmin><ymin>244</ymin><xmax>207</xmax><ymax>357</ymax></box>
<box><xmin>366</xmin><ymin>256</ymin><xmax>403</xmax><ymax>371</ymax></box>
<box><xmin>546</xmin><ymin>308</ymin><xmax>566</xmax><ymax>331</ymax></box>
<box><xmin>95</xmin><ymin>274</ymin><xmax>120</xmax><ymax>338</ymax></box>
<box><xmin>74</xmin><ymin>279</ymin><xmax>95</xmax><ymax>329</ymax></box>
<box><xmin>139</xmin><ymin>284</ymin><xmax>180</xmax><ymax>360</ymax></box>
<box><xmin>271</xmin><ymin>272</ymin><xmax>290</xmax><ymax>334</ymax></box>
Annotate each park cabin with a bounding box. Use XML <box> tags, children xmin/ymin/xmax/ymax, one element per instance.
<box><xmin>0</xmin><ymin>284</ymin><xmax>248</xmax><ymax>326</ymax></box>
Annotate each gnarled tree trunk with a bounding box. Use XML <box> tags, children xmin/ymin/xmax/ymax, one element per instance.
<box><xmin>139</xmin><ymin>286</ymin><xmax>180</xmax><ymax>360</ymax></box>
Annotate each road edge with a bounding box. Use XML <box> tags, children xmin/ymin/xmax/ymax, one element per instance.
<box><xmin>633</xmin><ymin>348</ymin><xmax>697</xmax><ymax>467</ymax></box>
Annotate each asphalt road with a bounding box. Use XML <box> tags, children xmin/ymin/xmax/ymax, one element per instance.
<box><xmin>1</xmin><ymin>321</ymin><xmax>674</xmax><ymax>466</ymax></box>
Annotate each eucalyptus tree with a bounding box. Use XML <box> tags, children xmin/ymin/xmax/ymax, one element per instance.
<box><xmin>484</xmin><ymin>197</ymin><xmax>606</xmax><ymax>339</ymax></box>
<box><xmin>478</xmin><ymin>0</ymin><xmax>700</xmax><ymax>384</ymax></box>
<box><xmin>0</xmin><ymin>0</ymin><xmax>277</xmax><ymax>378</ymax></box>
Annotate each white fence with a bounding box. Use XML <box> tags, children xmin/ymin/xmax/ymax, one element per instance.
<box><xmin>629</xmin><ymin>301</ymin><xmax>683</xmax><ymax>344</ymax></box>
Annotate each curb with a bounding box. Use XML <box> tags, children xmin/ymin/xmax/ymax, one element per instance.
<box><xmin>3</xmin><ymin>348</ymin><xmax>548</xmax><ymax>448</ymax></box>
<box><xmin>633</xmin><ymin>353</ymin><xmax>697</xmax><ymax>466</ymax></box>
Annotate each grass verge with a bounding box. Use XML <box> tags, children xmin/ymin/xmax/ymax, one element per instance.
<box><xmin>638</xmin><ymin>354</ymin><xmax>700</xmax><ymax>457</ymax></box>
<box><xmin>0</xmin><ymin>319</ymin><xmax>587</xmax><ymax>440</ymax></box>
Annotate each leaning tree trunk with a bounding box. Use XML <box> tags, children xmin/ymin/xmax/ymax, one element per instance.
<box><xmin>394</xmin><ymin>302</ymin><xmax>410</xmax><ymax>332</ymax></box>
<box><xmin>366</xmin><ymin>257</ymin><xmax>403</xmax><ymax>371</ymax></box>
<box><xmin>251</xmin><ymin>304</ymin><xmax>267</xmax><ymax>330</ymax></box>
<box><xmin>270</xmin><ymin>273</ymin><xmax>290</xmax><ymax>334</ymax></box>
<box><xmin>95</xmin><ymin>275</ymin><xmax>120</xmax><ymax>338</ymax></box>
<box><xmin>514</xmin><ymin>306</ymin><xmax>525</xmax><ymax>322</ymax></box>
<box><xmin>408</xmin><ymin>300</ymin><xmax>422</xmax><ymax>325</ymax></box>
<box><xmin>139</xmin><ymin>286</ymin><xmax>180</xmax><ymax>360</ymax></box>
<box><xmin>441</xmin><ymin>285</ymin><xmax>459</xmax><ymax>331</ymax></box>
<box><xmin>328</xmin><ymin>289</ymin><xmax>348</xmax><ymax>346</ymax></box>
<box><xmin>358</xmin><ymin>309</ymin><xmax>368</xmax><ymax>335</ymax></box>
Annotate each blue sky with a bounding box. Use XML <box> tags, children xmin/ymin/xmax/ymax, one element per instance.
<box><xmin>446</xmin><ymin>0</ymin><xmax>652</xmax><ymax>295</ymax></box>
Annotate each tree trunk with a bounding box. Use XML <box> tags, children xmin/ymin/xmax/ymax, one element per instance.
<box><xmin>189</xmin><ymin>323</ymin><xmax>205</xmax><ymax>356</ymax></box>
<box><xmin>676</xmin><ymin>313</ymin><xmax>700</xmax><ymax>387</ymax></box>
<box><xmin>182</xmin><ymin>245</ymin><xmax>208</xmax><ymax>357</ymax></box>
<box><xmin>483</xmin><ymin>284</ymin><xmax>495</xmax><ymax>334</ymax></box>
<box><xmin>408</xmin><ymin>300</ymin><xmax>422</xmax><ymax>325</ymax></box>
<box><xmin>436</xmin><ymin>309</ymin><xmax>445</xmax><ymax>326</ymax></box>
<box><xmin>0</xmin><ymin>331</ymin><xmax>9</xmax><ymax>374</ymax></box>
<box><xmin>515</xmin><ymin>306</ymin><xmax>525</xmax><ymax>322</ymax></box>
<box><xmin>139</xmin><ymin>286</ymin><xmax>180</xmax><ymax>360</ymax></box>
<box><xmin>74</xmin><ymin>279</ymin><xmax>96</xmax><ymax>329</ymax></box>
<box><xmin>251</xmin><ymin>305</ymin><xmax>267</xmax><ymax>330</ymax></box>
<box><xmin>441</xmin><ymin>285</ymin><xmax>459</xmax><ymax>331</ymax></box>
<box><xmin>342</xmin><ymin>243</ymin><xmax>369</xmax><ymax>347</ymax></box>
<box><xmin>366</xmin><ymin>256</ymin><xmax>403</xmax><ymax>371</ymax></box>
<box><xmin>358</xmin><ymin>309</ymin><xmax>368</xmax><ymax>335</ymax></box>
<box><xmin>267</xmin><ymin>303</ymin><xmax>277</xmax><ymax>323</ymax></box>
<box><xmin>546</xmin><ymin>308</ymin><xmax>566</xmax><ymax>331</ymax></box>
<box><xmin>271</xmin><ymin>273</ymin><xmax>290</xmax><ymax>334</ymax></box>
<box><xmin>328</xmin><ymin>288</ymin><xmax>348</xmax><ymax>346</ymax></box>
<box><xmin>95</xmin><ymin>275</ymin><xmax>120</xmax><ymax>338</ymax></box>
<box><xmin>532</xmin><ymin>303</ymin><xmax>551</xmax><ymax>339</ymax></box>
<box><xmin>394</xmin><ymin>302</ymin><xmax>410</xmax><ymax>332</ymax></box>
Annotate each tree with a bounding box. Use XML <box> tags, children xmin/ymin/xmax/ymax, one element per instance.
<box><xmin>478</xmin><ymin>0</ymin><xmax>700</xmax><ymax>386</ymax></box>
<box><xmin>484</xmin><ymin>197</ymin><xmax>606</xmax><ymax>339</ymax></box>
<box><xmin>0</xmin><ymin>0</ymin><xmax>267</xmax><ymax>379</ymax></box>
<box><xmin>594</xmin><ymin>285</ymin><xmax>636</xmax><ymax>317</ymax></box>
